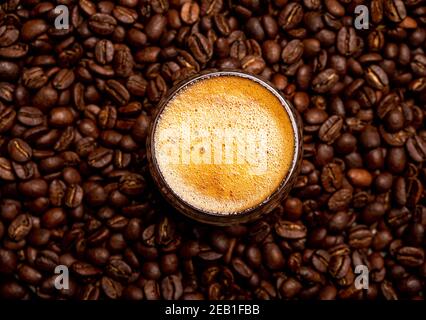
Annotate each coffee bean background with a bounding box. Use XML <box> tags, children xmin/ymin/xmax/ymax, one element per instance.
<box><xmin>0</xmin><ymin>0</ymin><xmax>425</xmax><ymax>300</ymax></box>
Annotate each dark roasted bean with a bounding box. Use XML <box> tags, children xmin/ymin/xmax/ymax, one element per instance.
<box><xmin>188</xmin><ymin>33</ymin><xmax>213</xmax><ymax>64</ymax></box>
<box><xmin>312</xmin><ymin>69</ymin><xmax>339</xmax><ymax>93</ymax></box>
<box><xmin>89</xmin><ymin>14</ymin><xmax>117</xmax><ymax>35</ymax></box>
<box><xmin>279</xmin><ymin>3</ymin><xmax>303</xmax><ymax>30</ymax></box>
<box><xmin>8</xmin><ymin>138</ymin><xmax>32</xmax><ymax>163</ymax></box>
<box><xmin>8</xmin><ymin>214</ymin><xmax>32</xmax><ymax>242</ymax></box>
<box><xmin>275</xmin><ymin>220</ymin><xmax>307</xmax><ymax>239</ymax></box>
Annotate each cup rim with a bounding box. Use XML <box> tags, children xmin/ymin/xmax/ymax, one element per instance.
<box><xmin>148</xmin><ymin>70</ymin><xmax>302</xmax><ymax>223</ymax></box>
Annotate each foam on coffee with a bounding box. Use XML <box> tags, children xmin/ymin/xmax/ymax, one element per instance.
<box><xmin>153</xmin><ymin>75</ymin><xmax>295</xmax><ymax>214</ymax></box>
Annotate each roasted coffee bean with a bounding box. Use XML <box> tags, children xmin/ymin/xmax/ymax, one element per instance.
<box><xmin>8</xmin><ymin>214</ymin><xmax>32</xmax><ymax>241</ymax></box>
<box><xmin>113</xmin><ymin>6</ymin><xmax>138</xmax><ymax>24</ymax></box>
<box><xmin>95</xmin><ymin>40</ymin><xmax>114</xmax><ymax>65</ymax></box>
<box><xmin>78</xmin><ymin>283</ymin><xmax>100</xmax><ymax>300</ymax></box>
<box><xmin>42</xmin><ymin>208</ymin><xmax>66</xmax><ymax>229</ymax></box>
<box><xmin>201</xmin><ymin>0</ymin><xmax>223</xmax><ymax>16</ymax></box>
<box><xmin>105</xmin><ymin>80</ymin><xmax>130</xmax><ymax>106</ymax></box>
<box><xmin>0</xmin><ymin>281</ymin><xmax>27</xmax><ymax>299</ymax></box>
<box><xmin>87</xmin><ymin>60</ymin><xmax>114</xmax><ymax>77</ymax></box>
<box><xmin>101</xmin><ymin>276</ymin><xmax>123</xmax><ymax>299</ymax></box>
<box><xmin>136</xmin><ymin>47</ymin><xmax>160</xmax><ymax>64</ymax></box>
<box><xmin>0</xmin><ymin>43</ymin><xmax>28</xmax><ymax>59</ymax></box>
<box><xmin>21</xmin><ymin>19</ymin><xmax>48</xmax><ymax>42</ymax></box>
<box><xmin>0</xmin><ymin>157</ymin><xmax>15</xmax><ymax>181</ymax></box>
<box><xmin>348</xmin><ymin>225</ymin><xmax>373</xmax><ymax>249</ymax></box>
<box><xmin>8</xmin><ymin>138</ymin><xmax>32</xmax><ymax>163</ymax></box>
<box><xmin>18</xmin><ymin>179</ymin><xmax>47</xmax><ymax>198</ymax></box>
<box><xmin>147</xmin><ymin>75</ymin><xmax>167</xmax><ymax>102</ymax></box>
<box><xmin>396</xmin><ymin>247</ymin><xmax>424</xmax><ymax>267</ymax></box>
<box><xmin>122</xmin><ymin>284</ymin><xmax>144</xmax><ymax>300</ymax></box>
<box><xmin>321</xmin><ymin>163</ymin><xmax>343</xmax><ymax>192</ymax></box>
<box><xmin>329</xmin><ymin>254</ymin><xmax>351</xmax><ymax>279</ymax></box>
<box><xmin>145</xmin><ymin>14</ymin><xmax>167</xmax><ymax>42</ymax></box>
<box><xmin>406</xmin><ymin>136</ymin><xmax>426</xmax><ymax>162</ymax></box>
<box><xmin>384</xmin><ymin>0</ymin><xmax>407</xmax><ymax>23</ymax></box>
<box><xmin>241</xmin><ymin>55</ymin><xmax>265</xmax><ymax>74</ymax></box>
<box><xmin>312</xmin><ymin>69</ymin><xmax>339</xmax><ymax>93</ymax></box>
<box><xmin>98</xmin><ymin>106</ymin><xmax>117</xmax><ymax>130</ymax></box>
<box><xmin>28</xmin><ymin>228</ymin><xmax>50</xmax><ymax>247</ymax></box>
<box><xmin>263</xmin><ymin>242</ymin><xmax>285</xmax><ymax>270</ymax></box>
<box><xmin>87</xmin><ymin>147</ymin><xmax>113</xmax><ymax>169</ymax></box>
<box><xmin>188</xmin><ymin>33</ymin><xmax>212</xmax><ymax>64</ymax></box>
<box><xmin>49</xmin><ymin>107</ymin><xmax>75</xmax><ymax>127</ymax></box>
<box><xmin>246</xmin><ymin>18</ymin><xmax>264</xmax><ymax>41</ymax></box>
<box><xmin>0</xmin><ymin>82</ymin><xmax>14</xmax><ymax>102</ymax></box>
<box><xmin>161</xmin><ymin>275</ymin><xmax>183</xmax><ymax>300</ymax></box>
<box><xmin>159</xmin><ymin>253</ymin><xmax>178</xmax><ymax>275</ymax></box>
<box><xmin>70</xmin><ymin>260</ymin><xmax>100</xmax><ymax>277</ymax></box>
<box><xmin>279</xmin><ymin>277</ymin><xmax>302</xmax><ymax>299</ymax></box>
<box><xmin>0</xmin><ymin>249</ymin><xmax>18</xmax><ymax>274</ymax></box>
<box><xmin>0</xmin><ymin>60</ymin><xmax>19</xmax><ymax>81</ymax></box>
<box><xmin>275</xmin><ymin>220</ymin><xmax>307</xmax><ymax>239</ymax></box>
<box><xmin>0</xmin><ymin>25</ymin><xmax>19</xmax><ymax>48</ymax></box>
<box><xmin>0</xmin><ymin>106</ymin><xmax>16</xmax><ymax>133</ymax></box>
<box><xmin>328</xmin><ymin>188</ymin><xmax>352</xmax><ymax>211</ymax></box>
<box><xmin>114</xmin><ymin>47</ymin><xmax>134</xmax><ymax>78</ymax></box>
<box><xmin>144</xmin><ymin>280</ymin><xmax>161</xmax><ymax>300</ymax></box>
<box><xmin>232</xmin><ymin>257</ymin><xmax>253</xmax><ymax>278</ymax></box>
<box><xmin>118</xmin><ymin>174</ymin><xmax>145</xmax><ymax>196</ymax></box>
<box><xmin>347</xmin><ymin>169</ymin><xmax>373</xmax><ymax>188</ymax></box>
<box><xmin>262</xmin><ymin>40</ymin><xmax>280</xmax><ymax>64</ymax></box>
<box><xmin>126</xmin><ymin>74</ymin><xmax>147</xmax><ymax>97</ymax></box>
<box><xmin>86</xmin><ymin>247</ymin><xmax>110</xmax><ymax>267</ymax></box>
<box><xmin>23</xmin><ymin>68</ymin><xmax>48</xmax><ymax>90</ymax></box>
<box><xmin>410</xmin><ymin>55</ymin><xmax>426</xmax><ymax>77</ymax></box>
<box><xmin>106</xmin><ymin>259</ymin><xmax>132</xmax><ymax>281</ymax></box>
<box><xmin>17</xmin><ymin>264</ymin><xmax>42</xmax><ymax>285</ymax></box>
<box><xmin>17</xmin><ymin>107</ymin><xmax>44</xmax><ymax>127</ymax></box>
<box><xmin>33</xmin><ymin>86</ymin><xmax>58</xmax><ymax>111</ymax></box>
<box><xmin>279</xmin><ymin>3</ymin><xmax>303</xmax><ymax>30</ymax></box>
<box><xmin>64</xmin><ymin>184</ymin><xmax>84</xmax><ymax>208</ymax></box>
<box><xmin>384</xmin><ymin>109</ymin><xmax>404</xmax><ymax>133</ymax></box>
<box><xmin>89</xmin><ymin>14</ymin><xmax>117</xmax><ymax>35</ymax></box>
<box><xmin>181</xmin><ymin>2</ymin><xmax>200</xmax><ymax>25</ymax></box>
<box><xmin>365</xmin><ymin>65</ymin><xmax>389</xmax><ymax>90</ymax></box>
<box><xmin>337</xmin><ymin>27</ymin><xmax>359</xmax><ymax>56</ymax></box>
<box><xmin>11</xmin><ymin>161</ymin><xmax>34</xmax><ymax>180</ymax></box>
<box><xmin>362</xmin><ymin>201</ymin><xmax>386</xmax><ymax>224</ymax></box>
<box><xmin>312</xmin><ymin>250</ymin><xmax>330</xmax><ymax>273</ymax></box>
<box><xmin>214</xmin><ymin>14</ymin><xmax>230</xmax><ymax>36</ymax></box>
<box><xmin>319</xmin><ymin>115</ymin><xmax>343</xmax><ymax>143</ymax></box>
<box><xmin>282</xmin><ymin>40</ymin><xmax>304</xmax><ymax>65</ymax></box>
<box><xmin>386</xmin><ymin>147</ymin><xmax>406</xmax><ymax>173</ymax></box>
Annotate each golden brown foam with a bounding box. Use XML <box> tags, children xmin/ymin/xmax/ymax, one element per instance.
<box><xmin>153</xmin><ymin>75</ymin><xmax>295</xmax><ymax>214</ymax></box>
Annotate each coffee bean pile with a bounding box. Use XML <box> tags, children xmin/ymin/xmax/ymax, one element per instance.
<box><xmin>0</xmin><ymin>0</ymin><xmax>425</xmax><ymax>300</ymax></box>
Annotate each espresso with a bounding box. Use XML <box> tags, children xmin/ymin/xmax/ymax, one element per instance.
<box><xmin>153</xmin><ymin>75</ymin><xmax>296</xmax><ymax>214</ymax></box>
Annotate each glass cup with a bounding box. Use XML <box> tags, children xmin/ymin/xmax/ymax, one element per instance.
<box><xmin>147</xmin><ymin>70</ymin><xmax>303</xmax><ymax>225</ymax></box>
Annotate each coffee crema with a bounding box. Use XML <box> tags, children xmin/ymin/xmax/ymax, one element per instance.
<box><xmin>153</xmin><ymin>75</ymin><xmax>296</xmax><ymax>215</ymax></box>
